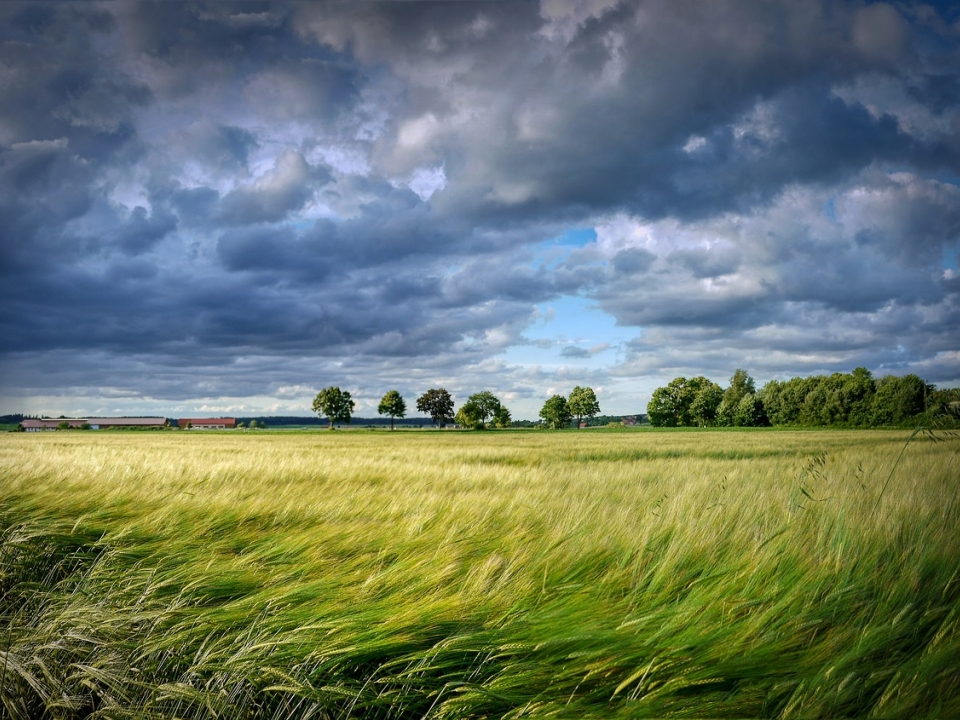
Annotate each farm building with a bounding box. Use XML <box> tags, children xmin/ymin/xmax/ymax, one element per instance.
<box><xmin>87</xmin><ymin>417</ymin><xmax>168</xmax><ymax>430</ymax></box>
<box><xmin>22</xmin><ymin>419</ymin><xmax>84</xmax><ymax>431</ymax></box>
<box><xmin>177</xmin><ymin>418</ymin><xmax>237</xmax><ymax>430</ymax></box>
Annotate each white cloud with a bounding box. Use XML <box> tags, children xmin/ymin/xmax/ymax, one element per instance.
<box><xmin>11</xmin><ymin>137</ymin><xmax>69</xmax><ymax>151</ymax></box>
<box><xmin>683</xmin><ymin>135</ymin><xmax>707</xmax><ymax>153</ymax></box>
<box><xmin>406</xmin><ymin>165</ymin><xmax>446</xmax><ymax>201</ymax></box>
<box><xmin>398</xmin><ymin>113</ymin><xmax>439</xmax><ymax>149</ymax></box>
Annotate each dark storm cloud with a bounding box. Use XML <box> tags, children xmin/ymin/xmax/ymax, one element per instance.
<box><xmin>611</xmin><ymin>248</ymin><xmax>656</xmax><ymax>276</ymax></box>
<box><xmin>115</xmin><ymin>206</ymin><xmax>178</xmax><ymax>254</ymax></box>
<box><xmin>218</xmin><ymin>152</ymin><xmax>326</xmax><ymax>225</ymax></box>
<box><xmin>668</xmin><ymin>246</ymin><xmax>742</xmax><ymax>280</ymax></box>
<box><xmin>0</xmin><ymin>7</ymin><xmax>148</xmax><ymax>160</ymax></box>
<box><xmin>908</xmin><ymin>73</ymin><xmax>960</xmax><ymax>114</ymax></box>
<box><xmin>1</xmin><ymin>0</ymin><xmax>958</xmax><ymax>413</ymax></box>
<box><xmin>170</xmin><ymin>187</ymin><xmax>220</xmax><ymax>227</ymax></box>
<box><xmin>616</xmin><ymin>289</ymin><xmax>960</xmax><ymax>386</ymax></box>
<box><xmin>216</xmin><ymin>224</ymin><xmax>329</xmax><ymax>275</ymax></box>
<box><xmin>420</xmin><ymin>0</ymin><xmax>958</xmax><ymax>224</ymax></box>
<box><xmin>184</xmin><ymin>125</ymin><xmax>259</xmax><ymax>173</ymax></box>
<box><xmin>0</xmin><ymin>140</ymin><xmax>97</xmax><ymax>274</ymax></box>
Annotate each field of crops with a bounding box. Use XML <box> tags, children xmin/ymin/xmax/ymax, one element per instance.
<box><xmin>1</xmin><ymin>428</ymin><xmax>958</xmax><ymax>718</ymax></box>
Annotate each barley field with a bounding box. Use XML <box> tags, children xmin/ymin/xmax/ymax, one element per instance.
<box><xmin>1</xmin><ymin>428</ymin><xmax>958</xmax><ymax>718</ymax></box>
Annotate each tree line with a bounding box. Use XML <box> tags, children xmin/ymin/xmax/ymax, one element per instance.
<box><xmin>647</xmin><ymin>368</ymin><xmax>960</xmax><ymax>428</ymax></box>
<box><xmin>311</xmin><ymin>385</ymin><xmax>602</xmax><ymax>430</ymax></box>
<box><xmin>312</xmin><ymin>370</ymin><xmax>958</xmax><ymax>431</ymax></box>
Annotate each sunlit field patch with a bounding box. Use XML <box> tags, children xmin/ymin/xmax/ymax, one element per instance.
<box><xmin>1</xmin><ymin>428</ymin><xmax>958</xmax><ymax>718</ymax></box>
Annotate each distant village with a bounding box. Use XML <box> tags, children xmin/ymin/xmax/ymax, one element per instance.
<box><xmin>21</xmin><ymin>417</ymin><xmax>237</xmax><ymax>432</ymax></box>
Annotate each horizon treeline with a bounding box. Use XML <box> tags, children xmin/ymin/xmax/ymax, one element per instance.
<box><xmin>6</xmin><ymin>369</ymin><xmax>959</xmax><ymax>430</ymax></box>
<box><xmin>648</xmin><ymin>368</ymin><xmax>960</xmax><ymax>429</ymax></box>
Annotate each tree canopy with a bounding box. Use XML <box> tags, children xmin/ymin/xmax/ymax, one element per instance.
<box><xmin>717</xmin><ymin>369</ymin><xmax>758</xmax><ymax>426</ymax></box>
<box><xmin>456</xmin><ymin>391</ymin><xmax>507</xmax><ymax>429</ymax></box>
<box><xmin>455</xmin><ymin>403</ymin><xmax>482</xmax><ymax>430</ymax></box>
<box><xmin>467</xmin><ymin>391</ymin><xmax>502</xmax><ymax>429</ymax></box>
<box><xmin>416</xmin><ymin>388</ymin><xmax>454</xmax><ymax>427</ymax></box>
<box><xmin>647</xmin><ymin>376</ymin><xmax>722</xmax><ymax>427</ymax></box>
<box><xmin>492</xmin><ymin>405</ymin><xmax>512</xmax><ymax>429</ymax></box>
<box><xmin>377</xmin><ymin>390</ymin><xmax>407</xmax><ymax>430</ymax></box>
<box><xmin>311</xmin><ymin>386</ymin><xmax>355</xmax><ymax>429</ymax></box>
<box><xmin>568</xmin><ymin>386</ymin><xmax>600</xmax><ymax>428</ymax></box>
<box><xmin>301</xmin><ymin>369</ymin><xmax>953</xmax><ymax>434</ymax></box>
<box><xmin>649</xmin><ymin>368</ymin><xmax>949</xmax><ymax>429</ymax></box>
<box><xmin>539</xmin><ymin>394</ymin><xmax>572</xmax><ymax>429</ymax></box>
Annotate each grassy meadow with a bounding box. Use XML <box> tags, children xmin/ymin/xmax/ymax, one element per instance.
<box><xmin>1</xmin><ymin>428</ymin><xmax>958</xmax><ymax>718</ymax></box>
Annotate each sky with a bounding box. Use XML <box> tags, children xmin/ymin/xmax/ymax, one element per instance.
<box><xmin>1</xmin><ymin>0</ymin><xmax>959</xmax><ymax>421</ymax></box>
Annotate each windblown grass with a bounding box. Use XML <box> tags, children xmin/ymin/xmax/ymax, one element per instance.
<box><xmin>1</xmin><ymin>429</ymin><xmax>958</xmax><ymax>718</ymax></box>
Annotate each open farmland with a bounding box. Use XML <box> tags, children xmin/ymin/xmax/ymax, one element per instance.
<box><xmin>1</xmin><ymin>429</ymin><xmax>958</xmax><ymax>718</ymax></box>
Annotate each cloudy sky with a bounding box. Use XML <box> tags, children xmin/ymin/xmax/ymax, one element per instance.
<box><xmin>2</xmin><ymin>0</ymin><xmax>959</xmax><ymax>420</ymax></box>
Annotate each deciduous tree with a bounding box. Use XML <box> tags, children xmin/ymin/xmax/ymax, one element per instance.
<box><xmin>492</xmin><ymin>405</ymin><xmax>512</xmax><ymax>429</ymax></box>
<box><xmin>312</xmin><ymin>386</ymin><xmax>355</xmax><ymax>429</ymax></box>
<box><xmin>540</xmin><ymin>395</ymin><xmax>572</xmax><ymax>429</ymax></box>
<box><xmin>464</xmin><ymin>391</ymin><xmax>502</xmax><ymax>429</ymax></box>
<box><xmin>871</xmin><ymin>374</ymin><xmax>928</xmax><ymax>426</ymax></box>
<box><xmin>568</xmin><ymin>386</ymin><xmax>600</xmax><ymax>428</ymax></box>
<box><xmin>417</xmin><ymin>388</ymin><xmax>454</xmax><ymax>428</ymax></box>
<box><xmin>647</xmin><ymin>376</ymin><xmax>723</xmax><ymax>427</ymax></box>
<box><xmin>718</xmin><ymin>369</ymin><xmax>757</xmax><ymax>426</ymax></box>
<box><xmin>377</xmin><ymin>390</ymin><xmax>406</xmax><ymax>430</ymax></box>
<box><xmin>647</xmin><ymin>381</ymin><xmax>682</xmax><ymax>427</ymax></box>
<box><xmin>734</xmin><ymin>393</ymin><xmax>768</xmax><ymax>427</ymax></box>
<box><xmin>759</xmin><ymin>378</ymin><xmax>806</xmax><ymax>426</ymax></box>
<box><xmin>687</xmin><ymin>376</ymin><xmax>723</xmax><ymax>426</ymax></box>
<box><xmin>455</xmin><ymin>401</ymin><xmax>483</xmax><ymax>430</ymax></box>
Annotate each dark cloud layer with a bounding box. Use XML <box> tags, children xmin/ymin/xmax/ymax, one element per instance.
<box><xmin>1</xmin><ymin>0</ymin><xmax>958</xmax><ymax>416</ymax></box>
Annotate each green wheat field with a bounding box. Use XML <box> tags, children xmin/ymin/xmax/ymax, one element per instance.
<box><xmin>1</xmin><ymin>428</ymin><xmax>958</xmax><ymax>718</ymax></box>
